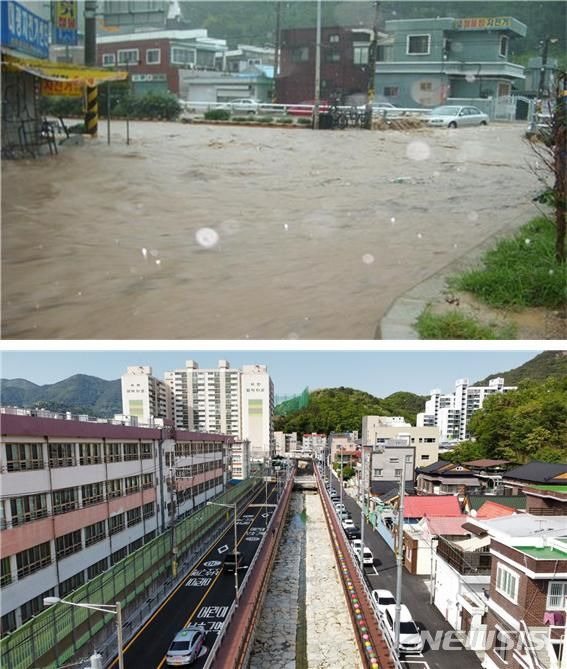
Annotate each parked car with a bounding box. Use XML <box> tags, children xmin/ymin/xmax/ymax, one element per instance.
<box><xmin>223</xmin><ymin>550</ymin><xmax>246</xmax><ymax>573</ymax></box>
<box><xmin>352</xmin><ymin>542</ymin><xmax>374</xmax><ymax>565</ymax></box>
<box><xmin>371</xmin><ymin>589</ymin><xmax>396</xmax><ymax>617</ymax></box>
<box><xmin>334</xmin><ymin>502</ymin><xmax>346</xmax><ymax>511</ymax></box>
<box><xmin>288</xmin><ymin>99</ymin><xmax>330</xmax><ymax>116</ymax></box>
<box><xmin>358</xmin><ymin>102</ymin><xmax>397</xmax><ymax>115</ymax></box>
<box><xmin>344</xmin><ymin>526</ymin><xmax>361</xmax><ymax>540</ymax></box>
<box><xmin>382</xmin><ymin>604</ymin><xmax>424</xmax><ymax>654</ymax></box>
<box><xmin>342</xmin><ymin>518</ymin><xmax>355</xmax><ymax>530</ymax></box>
<box><xmin>222</xmin><ymin>98</ymin><xmax>260</xmax><ymax>114</ymax></box>
<box><xmin>337</xmin><ymin>510</ymin><xmax>350</xmax><ymax>521</ymax></box>
<box><xmin>166</xmin><ymin>625</ymin><xmax>206</xmax><ymax>665</ymax></box>
<box><xmin>428</xmin><ymin>105</ymin><xmax>488</xmax><ymax>128</ymax></box>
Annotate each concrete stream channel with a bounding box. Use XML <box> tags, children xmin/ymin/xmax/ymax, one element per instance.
<box><xmin>249</xmin><ymin>490</ymin><xmax>362</xmax><ymax>669</ymax></box>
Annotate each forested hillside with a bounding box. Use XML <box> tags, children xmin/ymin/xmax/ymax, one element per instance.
<box><xmin>180</xmin><ymin>1</ymin><xmax>565</xmax><ymax>60</ymax></box>
<box><xmin>475</xmin><ymin>351</ymin><xmax>567</xmax><ymax>386</ymax></box>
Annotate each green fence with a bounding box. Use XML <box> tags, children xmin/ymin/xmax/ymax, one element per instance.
<box><xmin>1</xmin><ymin>478</ymin><xmax>259</xmax><ymax>669</ymax></box>
<box><xmin>274</xmin><ymin>387</ymin><xmax>310</xmax><ymax>416</ymax></box>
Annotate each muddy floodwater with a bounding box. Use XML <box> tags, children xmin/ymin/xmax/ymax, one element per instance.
<box><xmin>2</xmin><ymin>120</ymin><xmax>537</xmax><ymax>339</ymax></box>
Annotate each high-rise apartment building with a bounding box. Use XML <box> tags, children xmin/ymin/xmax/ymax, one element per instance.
<box><xmin>417</xmin><ymin>377</ymin><xmax>517</xmax><ymax>441</ymax></box>
<box><xmin>240</xmin><ymin>364</ymin><xmax>274</xmax><ymax>462</ymax></box>
<box><xmin>121</xmin><ymin>366</ymin><xmax>172</xmax><ymax>424</ymax></box>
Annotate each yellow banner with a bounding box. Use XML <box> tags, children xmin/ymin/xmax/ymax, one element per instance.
<box><xmin>41</xmin><ymin>79</ymin><xmax>83</xmax><ymax>97</ymax></box>
<box><xmin>1</xmin><ymin>54</ymin><xmax>128</xmax><ymax>86</ymax></box>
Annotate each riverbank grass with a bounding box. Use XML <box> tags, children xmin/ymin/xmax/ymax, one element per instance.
<box><xmin>416</xmin><ymin>309</ymin><xmax>517</xmax><ymax>340</ymax></box>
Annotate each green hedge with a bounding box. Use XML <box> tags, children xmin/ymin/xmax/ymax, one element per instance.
<box><xmin>204</xmin><ymin>109</ymin><xmax>230</xmax><ymax>121</ymax></box>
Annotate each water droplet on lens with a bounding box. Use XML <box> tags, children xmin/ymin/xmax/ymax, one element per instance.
<box><xmin>362</xmin><ymin>254</ymin><xmax>375</xmax><ymax>265</ymax></box>
<box><xmin>195</xmin><ymin>227</ymin><xmax>219</xmax><ymax>248</ymax></box>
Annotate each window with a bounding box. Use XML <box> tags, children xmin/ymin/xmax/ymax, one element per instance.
<box><xmin>107</xmin><ymin>479</ymin><xmax>123</xmax><ymax>499</ymax></box>
<box><xmin>21</xmin><ymin>589</ymin><xmax>55</xmax><ymax>624</ymax></box>
<box><xmin>547</xmin><ymin>582</ymin><xmax>567</xmax><ymax>610</ymax></box>
<box><xmin>496</xmin><ymin>564</ymin><xmax>519</xmax><ymax>603</ymax></box>
<box><xmin>146</xmin><ymin>48</ymin><xmax>161</xmax><ymax>65</ymax></box>
<box><xmin>140</xmin><ymin>442</ymin><xmax>152</xmax><ymax>459</ymax></box>
<box><xmin>129</xmin><ymin>537</ymin><xmax>143</xmax><ymax>553</ymax></box>
<box><xmin>292</xmin><ymin>46</ymin><xmax>309</xmax><ymax>62</ymax></box>
<box><xmin>325</xmin><ymin>50</ymin><xmax>341</xmax><ymax>63</ymax></box>
<box><xmin>16</xmin><ymin>542</ymin><xmax>51</xmax><ymax>578</ymax></box>
<box><xmin>127</xmin><ymin>507</ymin><xmax>142</xmax><ymax>527</ymax></box>
<box><xmin>109</xmin><ymin>514</ymin><xmax>125</xmax><ymax>535</ymax></box>
<box><xmin>52</xmin><ymin>488</ymin><xmax>78</xmax><ymax>514</ymax></box>
<box><xmin>56</xmin><ymin>530</ymin><xmax>82</xmax><ymax>559</ymax></box>
<box><xmin>79</xmin><ymin>442</ymin><xmax>102</xmax><ymax>465</ymax></box>
<box><xmin>422</xmin><ymin>455</ymin><xmax>430</xmax><ymax>461</ymax></box>
<box><xmin>125</xmin><ymin>475</ymin><xmax>140</xmax><ymax>494</ymax></box>
<box><xmin>389</xmin><ymin>457</ymin><xmax>399</xmax><ymax>463</ymax></box>
<box><xmin>85</xmin><ymin>520</ymin><xmax>106</xmax><ymax>546</ymax></box>
<box><xmin>87</xmin><ymin>557</ymin><xmax>108</xmax><ymax>579</ymax></box>
<box><xmin>407</xmin><ymin>34</ymin><xmax>431</xmax><ymax>55</ymax></box>
<box><xmin>405</xmin><ymin>455</ymin><xmax>413</xmax><ymax>463</ymax></box>
<box><xmin>106</xmin><ymin>442</ymin><xmax>122</xmax><ymax>463</ymax></box>
<box><xmin>145</xmin><ymin>530</ymin><xmax>156</xmax><ymax>542</ymax></box>
<box><xmin>384</xmin><ymin>86</ymin><xmax>399</xmax><ymax>97</ymax></box>
<box><xmin>329</xmin><ymin>34</ymin><xmax>340</xmax><ymax>43</ymax></box>
<box><xmin>102</xmin><ymin>53</ymin><xmax>115</xmax><ymax>66</ymax></box>
<box><xmin>5</xmin><ymin>443</ymin><xmax>44</xmax><ymax>471</ymax></box>
<box><xmin>59</xmin><ymin>571</ymin><xmax>85</xmax><ymax>597</ymax></box>
<box><xmin>10</xmin><ymin>494</ymin><xmax>48</xmax><ymax>525</ymax></box>
<box><xmin>1</xmin><ymin>557</ymin><xmax>12</xmax><ymax>587</ymax></box>
<box><xmin>143</xmin><ymin>501</ymin><xmax>155</xmax><ymax>519</ymax></box>
<box><xmin>499</xmin><ymin>36</ymin><xmax>509</xmax><ymax>58</ymax></box>
<box><xmin>394</xmin><ymin>468</ymin><xmax>402</xmax><ymax>477</ymax></box>
<box><xmin>1</xmin><ymin>610</ymin><xmax>17</xmax><ymax>635</ymax></box>
<box><xmin>353</xmin><ymin>45</ymin><xmax>369</xmax><ymax>65</ymax></box>
<box><xmin>142</xmin><ymin>473</ymin><xmax>153</xmax><ymax>489</ymax></box>
<box><xmin>81</xmin><ymin>482</ymin><xmax>104</xmax><ymax>507</ymax></box>
<box><xmin>494</xmin><ymin>629</ymin><xmax>512</xmax><ymax>662</ymax></box>
<box><xmin>171</xmin><ymin>47</ymin><xmax>194</xmax><ymax>65</ymax></box>
<box><xmin>117</xmin><ymin>48</ymin><xmax>139</xmax><ymax>65</ymax></box>
<box><xmin>49</xmin><ymin>443</ymin><xmax>76</xmax><ymax>468</ymax></box>
<box><xmin>111</xmin><ymin>546</ymin><xmax>128</xmax><ymax>564</ymax></box>
<box><xmin>123</xmin><ymin>443</ymin><xmax>138</xmax><ymax>461</ymax></box>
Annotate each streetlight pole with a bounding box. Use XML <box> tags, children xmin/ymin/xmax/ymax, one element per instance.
<box><xmin>44</xmin><ymin>597</ymin><xmax>124</xmax><ymax>669</ymax></box>
<box><xmin>313</xmin><ymin>0</ymin><xmax>322</xmax><ymax>130</ymax></box>
<box><xmin>394</xmin><ymin>460</ymin><xmax>406</xmax><ymax>653</ymax></box>
<box><xmin>360</xmin><ymin>445</ymin><xmax>366</xmax><ymax>570</ymax></box>
<box><xmin>208</xmin><ymin>501</ymin><xmax>239</xmax><ymax>607</ymax></box>
<box><xmin>530</xmin><ymin>37</ymin><xmax>558</xmax><ymax>132</ymax></box>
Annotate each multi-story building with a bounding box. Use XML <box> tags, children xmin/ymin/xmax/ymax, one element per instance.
<box><xmin>230</xmin><ymin>440</ymin><xmax>250</xmax><ymax>481</ymax></box>
<box><xmin>473</xmin><ymin>515</ymin><xmax>567</xmax><ymax>669</ymax></box>
<box><xmin>302</xmin><ymin>433</ymin><xmax>327</xmax><ymax>455</ymax></box>
<box><xmin>241</xmin><ymin>364</ymin><xmax>274</xmax><ymax>463</ymax></box>
<box><xmin>0</xmin><ymin>411</ymin><xmax>231</xmax><ymax>634</ymax></box>
<box><xmin>362</xmin><ymin>416</ymin><xmax>439</xmax><ymax>469</ymax></box>
<box><xmin>416</xmin><ymin>460</ymin><xmax>483</xmax><ymax>499</ymax></box>
<box><xmin>375</xmin><ymin>16</ymin><xmax>527</xmax><ymax>109</ymax></box>
<box><xmin>121</xmin><ymin>365</ymin><xmax>172</xmax><ymax>424</ymax></box>
<box><xmin>274</xmin><ymin>432</ymin><xmax>298</xmax><ymax>457</ymax></box>
<box><xmin>276</xmin><ymin>25</ymin><xmax>390</xmax><ymax>104</ymax></box>
<box><xmin>417</xmin><ymin>378</ymin><xmax>517</xmax><ymax>442</ymax></box>
<box><xmin>164</xmin><ymin>360</ymin><xmax>242</xmax><ymax>437</ymax></box>
<box><xmin>96</xmin><ymin>28</ymin><xmax>226</xmax><ymax>96</ymax></box>
<box><xmin>220</xmin><ymin>44</ymin><xmax>275</xmax><ymax>73</ymax></box>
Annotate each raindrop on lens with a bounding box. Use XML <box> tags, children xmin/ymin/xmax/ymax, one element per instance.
<box><xmin>195</xmin><ymin>227</ymin><xmax>219</xmax><ymax>248</ymax></box>
<box><xmin>362</xmin><ymin>254</ymin><xmax>375</xmax><ymax>265</ymax></box>
<box><xmin>406</xmin><ymin>140</ymin><xmax>431</xmax><ymax>161</ymax></box>
<box><xmin>141</xmin><ymin>248</ymin><xmax>148</xmax><ymax>259</ymax></box>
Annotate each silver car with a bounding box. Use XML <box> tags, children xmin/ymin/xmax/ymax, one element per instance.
<box><xmin>428</xmin><ymin>105</ymin><xmax>489</xmax><ymax>128</ymax></box>
<box><xmin>226</xmin><ymin>98</ymin><xmax>260</xmax><ymax>115</ymax></box>
<box><xmin>166</xmin><ymin>625</ymin><xmax>206</xmax><ymax>665</ymax></box>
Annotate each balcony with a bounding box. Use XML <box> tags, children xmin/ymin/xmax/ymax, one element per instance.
<box><xmin>437</xmin><ymin>539</ymin><xmax>492</xmax><ymax>574</ymax></box>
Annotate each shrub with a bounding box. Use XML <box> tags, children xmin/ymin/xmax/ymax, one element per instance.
<box><xmin>40</xmin><ymin>96</ymin><xmax>83</xmax><ymax>117</ymax></box>
<box><xmin>204</xmin><ymin>109</ymin><xmax>230</xmax><ymax>121</ymax></box>
<box><xmin>415</xmin><ymin>309</ymin><xmax>517</xmax><ymax>340</ymax></box>
<box><xmin>256</xmin><ymin>116</ymin><xmax>274</xmax><ymax>124</ymax></box>
<box><xmin>276</xmin><ymin>117</ymin><xmax>294</xmax><ymax>124</ymax></box>
<box><xmin>297</xmin><ymin>117</ymin><xmax>312</xmax><ymax>125</ymax></box>
<box><xmin>231</xmin><ymin>116</ymin><xmax>249</xmax><ymax>122</ymax></box>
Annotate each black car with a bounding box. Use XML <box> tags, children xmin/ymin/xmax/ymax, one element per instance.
<box><xmin>344</xmin><ymin>526</ymin><xmax>361</xmax><ymax>540</ymax></box>
<box><xmin>223</xmin><ymin>550</ymin><xmax>246</xmax><ymax>573</ymax></box>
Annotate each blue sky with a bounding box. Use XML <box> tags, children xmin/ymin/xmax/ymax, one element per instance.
<box><xmin>0</xmin><ymin>350</ymin><xmax>541</xmax><ymax>398</ymax></box>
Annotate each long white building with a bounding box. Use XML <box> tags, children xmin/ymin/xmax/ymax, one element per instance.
<box><xmin>0</xmin><ymin>411</ymin><xmax>231</xmax><ymax>634</ymax></box>
<box><xmin>417</xmin><ymin>377</ymin><xmax>517</xmax><ymax>441</ymax></box>
<box><xmin>121</xmin><ymin>365</ymin><xmax>172</xmax><ymax>424</ymax></box>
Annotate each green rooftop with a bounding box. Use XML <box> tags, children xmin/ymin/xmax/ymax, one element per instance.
<box><xmin>515</xmin><ymin>545</ymin><xmax>567</xmax><ymax>560</ymax></box>
<box><xmin>467</xmin><ymin>495</ymin><xmax>526</xmax><ymax>511</ymax></box>
<box><xmin>528</xmin><ymin>484</ymin><xmax>567</xmax><ymax>493</ymax></box>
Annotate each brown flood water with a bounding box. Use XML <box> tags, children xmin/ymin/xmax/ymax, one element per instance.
<box><xmin>2</xmin><ymin>120</ymin><xmax>536</xmax><ymax>339</ymax></box>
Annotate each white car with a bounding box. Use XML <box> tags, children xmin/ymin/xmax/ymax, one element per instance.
<box><xmin>428</xmin><ymin>105</ymin><xmax>489</xmax><ymax>128</ymax></box>
<box><xmin>334</xmin><ymin>502</ymin><xmax>345</xmax><ymax>512</ymax></box>
<box><xmin>382</xmin><ymin>604</ymin><xmax>424</xmax><ymax>654</ymax></box>
<box><xmin>342</xmin><ymin>518</ymin><xmax>355</xmax><ymax>530</ymax></box>
<box><xmin>352</xmin><ymin>541</ymin><xmax>374</xmax><ymax>565</ymax></box>
<box><xmin>224</xmin><ymin>98</ymin><xmax>260</xmax><ymax>114</ymax></box>
<box><xmin>371</xmin><ymin>589</ymin><xmax>396</xmax><ymax>617</ymax></box>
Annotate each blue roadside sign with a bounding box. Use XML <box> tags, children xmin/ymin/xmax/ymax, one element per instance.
<box><xmin>0</xmin><ymin>0</ymin><xmax>50</xmax><ymax>59</ymax></box>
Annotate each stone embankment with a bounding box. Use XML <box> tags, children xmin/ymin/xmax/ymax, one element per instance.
<box><xmin>249</xmin><ymin>491</ymin><xmax>361</xmax><ymax>669</ymax></box>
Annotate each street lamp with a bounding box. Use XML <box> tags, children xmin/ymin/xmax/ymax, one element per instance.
<box><xmin>44</xmin><ymin>597</ymin><xmax>123</xmax><ymax>669</ymax></box>
<box><xmin>207</xmin><ymin>501</ymin><xmax>239</xmax><ymax>607</ymax></box>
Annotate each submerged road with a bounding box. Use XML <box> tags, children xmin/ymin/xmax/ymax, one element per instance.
<box><xmin>111</xmin><ymin>483</ymin><xmax>279</xmax><ymax>669</ymax></box>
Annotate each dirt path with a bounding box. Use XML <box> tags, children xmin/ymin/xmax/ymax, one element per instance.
<box><xmin>2</xmin><ymin>121</ymin><xmax>537</xmax><ymax>339</ymax></box>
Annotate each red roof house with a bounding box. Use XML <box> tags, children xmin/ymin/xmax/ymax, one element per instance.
<box><xmin>475</xmin><ymin>500</ymin><xmax>516</xmax><ymax>519</ymax></box>
<box><xmin>403</xmin><ymin>495</ymin><xmax>462</xmax><ymax>519</ymax></box>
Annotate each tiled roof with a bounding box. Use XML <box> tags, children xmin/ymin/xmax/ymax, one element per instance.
<box><xmin>462</xmin><ymin>459</ymin><xmax>512</xmax><ymax>468</ymax></box>
<box><xmin>404</xmin><ymin>495</ymin><xmax>461</xmax><ymax>518</ymax></box>
<box><xmin>476</xmin><ymin>501</ymin><xmax>517</xmax><ymax>519</ymax></box>
<box><xmin>504</xmin><ymin>461</ymin><xmax>567</xmax><ymax>484</ymax></box>
<box><xmin>424</xmin><ymin>515</ymin><xmax>469</xmax><ymax>536</ymax></box>
<box><xmin>370</xmin><ymin>480</ymin><xmax>415</xmax><ymax>499</ymax></box>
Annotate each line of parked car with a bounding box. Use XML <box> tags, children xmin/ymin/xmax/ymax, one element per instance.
<box><xmin>323</xmin><ymin>470</ymin><xmax>424</xmax><ymax>656</ymax></box>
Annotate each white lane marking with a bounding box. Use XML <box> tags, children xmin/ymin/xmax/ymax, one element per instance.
<box><xmin>217</xmin><ymin>544</ymin><xmax>229</xmax><ymax>554</ymax></box>
<box><xmin>372</xmin><ymin>565</ymin><xmax>379</xmax><ymax>575</ymax></box>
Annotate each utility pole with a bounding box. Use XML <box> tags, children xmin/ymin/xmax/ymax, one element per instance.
<box><xmin>313</xmin><ymin>0</ymin><xmax>322</xmax><ymax>130</ymax></box>
<box><xmin>394</xmin><ymin>460</ymin><xmax>406</xmax><ymax>653</ymax></box>
<box><xmin>360</xmin><ymin>446</ymin><xmax>366</xmax><ymax>570</ymax></box>
<box><xmin>365</xmin><ymin>1</ymin><xmax>381</xmax><ymax>128</ymax></box>
<box><xmin>530</xmin><ymin>37</ymin><xmax>558</xmax><ymax>132</ymax></box>
<box><xmin>169</xmin><ymin>467</ymin><xmax>178</xmax><ymax>578</ymax></box>
<box><xmin>84</xmin><ymin>0</ymin><xmax>98</xmax><ymax>136</ymax></box>
<box><xmin>272</xmin><ymin>2</ymin><xmax>282</xmax><ymax>103</ymax></box>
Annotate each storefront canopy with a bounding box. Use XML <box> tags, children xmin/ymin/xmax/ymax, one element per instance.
<box><xmin>1</xmin><ymin>51</ymin><xmax>128</xmax><ymax>86</ymax></box>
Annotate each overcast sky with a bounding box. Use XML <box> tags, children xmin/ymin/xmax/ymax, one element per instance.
<box><xmin>0</xmin><ymin>349</ymin><xmax>543</xmax><ymax>398</ymax></box>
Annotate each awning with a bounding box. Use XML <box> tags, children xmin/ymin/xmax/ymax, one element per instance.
<box><xmin>1</xmin><ymin>51</ymin><xmax>128</xmax><ymax>86</ymax></box>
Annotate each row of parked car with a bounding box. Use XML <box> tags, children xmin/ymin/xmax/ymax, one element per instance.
<box><xmin>324</xmin><ymin>473</ymin><xmax>424</xmax><ymax>656</ymax></box>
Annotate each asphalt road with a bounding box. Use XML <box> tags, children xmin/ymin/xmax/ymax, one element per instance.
<box><xmin>324</xmin><ymin>471</ymin><xmax>481</xmax><ymax>669</ymax></box>
<box><xmin>114</xmin><ymin>483</ymin><xmax>279</xmax><ymax>669</ymax></box>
